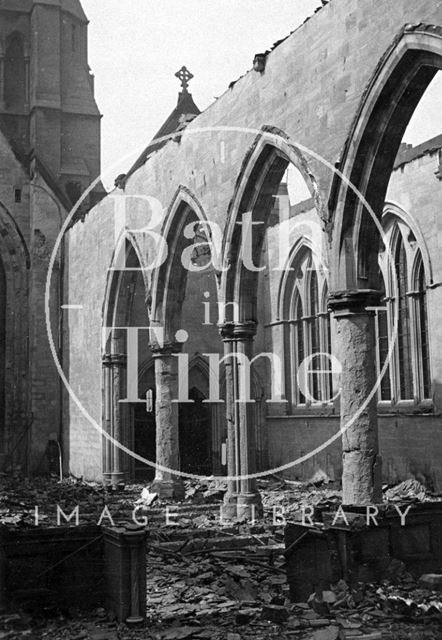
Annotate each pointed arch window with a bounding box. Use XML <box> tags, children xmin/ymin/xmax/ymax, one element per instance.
<box><xmin>415</xmin><ymin>256</ymin><xmax>431</xmax><ymax>399</ymax></box>
<box><xmin>376</xmin><ymin>215</ymin><xmax>431</xmax><ymax>404</ymax></box>
<box><xmin>374</xmin><ymin>268</ymin><xmax>392</xmax><ymax>401</ymax></box>
<box><xmin>308</xmin><ymin>270</ymin><xmax>320</xmax><ymax>402</ymax></box>
<box><xmin>394</xmin><ymin>233</ymin><xmax>413</xmax><ymax>399</ymax></box>
<box><xmin>285</xmin><ymin>249</ymin><xmax>332</xmax><ymax>408</ymax></box>
<box><xmin>290</xmin><ymin>290</ymin><xmax>305</xmax><ymax>405</ymax></box>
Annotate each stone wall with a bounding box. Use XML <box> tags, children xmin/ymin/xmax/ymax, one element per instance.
<box><xmin>66</xmin><ymin>0</ymin><xmax>442</xmax><ymax>482</ymax></box>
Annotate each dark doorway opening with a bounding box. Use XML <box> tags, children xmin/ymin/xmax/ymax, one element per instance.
<box><xmin>179</xmin><ymin>387</ymin><xmax>212</xmax><ymax>476</ymax></box>
<box><xmin>0</xmin><ymin>257</ymin><xmax>5</xmax><ymax>454</ymax></box>
<box><xmin>132</xmin><ymin>402</ymin><xmax>156</xmax><ymax>480</ymax></box>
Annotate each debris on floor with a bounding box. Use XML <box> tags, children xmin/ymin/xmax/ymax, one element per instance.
<box><xmin>2</xmin><ymin>474</ymin><xmax>442</xmax><ymax>638</ymax></box>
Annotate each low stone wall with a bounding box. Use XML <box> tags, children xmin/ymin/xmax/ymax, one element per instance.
<box><xmin>284</xmin><ymin>503</ymin><xmax>442</xmax><ymax>601</ymax></box>
<box><xmin>0</xmin><ymin>524</ymin><xmax>147</xmax><ymax>622</ymax></box>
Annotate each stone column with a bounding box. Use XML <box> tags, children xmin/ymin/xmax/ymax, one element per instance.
<box><xmin>102</xmin><ymin>353</ymin><xmax>112</xmax><ymax>484</ymax></box>
<box><xmin>150</xmin><ymin>343</ymin><xmax>184</xmax><ymax>500</ymax></box>
<box><xmin>109</xmin><ymin>331</ymin><xmax>127</xmax><ymax>488</ymax></box>
<box><xmin>220</xmin><ymin>323</ymin><xmax>239</xmax><ymax>518</ymax></box>
<box><xmin>234</xmin><ymin>322</ymin><xmax>262</xmax><ymax>519</ymax></box>
<box><xmin>328</xmin><ymin>290</ymin><xmax>382</xmax><ymax>505</ymax></box>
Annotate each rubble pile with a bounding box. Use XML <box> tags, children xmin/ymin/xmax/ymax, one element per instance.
<box><xmin>135</xmin><ymin>543</ymin><xmax>442</xmax><ymax>640</ymax></box>
<box><xmin>2</xmin><ymin>554</ymin><xmax>442</xmax><ymax>639</ymax></box>
<box><xmin>0</xmin><ymin>475</ymin><xmax>113</xmax><ymax>527</ymax></box>
<box><xmin>2</xmin><ymin>475</ymin><xmax>442</xmax><ymax>638</ymax></box>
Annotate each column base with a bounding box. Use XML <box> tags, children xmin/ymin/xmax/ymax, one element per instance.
<box><xmin>220</xmin><ymin>491</ymin><xmax>263</xmax><ymax>521</ymax></box>
<box><xmin>151</xmin><ymin>478</ymin><xmax>185</xmax><ymax>500</ymax></box>
<box><xmin>110</xmin><ymin>472</ymin><xmax>126</xmax><ymax>489</ymax></box>
<box><xmin>220</xmin><ymin>492</ymin><xmax>239</xmax><ymax>521</ymax></box>
<box><xmin>237</xmin><ymin>492</ymin><xmax>263</xmax><ymax>521</ymax></box>
<box><xmin>103</xmin><ymin>472</ymin><xmax>111</xmax><ymax>486</ymax></box>
<box><xmin>126</xmin><ymin>616</ymin><xmax>144</xmax><ymax>627</ymax></box>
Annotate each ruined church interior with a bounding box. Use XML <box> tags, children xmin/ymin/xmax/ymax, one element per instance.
<box><xmin>1</xmin><ymin>0</ymin><xmax>442</xmax><ymax>636</ymax></box>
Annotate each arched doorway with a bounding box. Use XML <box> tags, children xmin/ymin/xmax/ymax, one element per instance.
<box><xmin>131</xmin><ymin>401</ymin><xmax>156</xmax><ymax>480</ymax></box>
<box><xmin>0</xmin><ymin>256</ymin><xmax>5</xmax><ymax>453</ymax></box>
<box><xmin>179</xmin><ymin>387</ymin><xmax>211</xmax><ymax>476</ymax></box>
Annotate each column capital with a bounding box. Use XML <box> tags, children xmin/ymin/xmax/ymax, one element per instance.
<box><xmin>102</xmin><ymin>353</ymin><xmax>112</xmax><ymax>366</ymax></box>
<box><xmin>218</xmin><ymin>321</ymin><xmax>257</xmax><ymax>341</ymax></box>
<box><xmin>218</xmin><ymin>322</ymin><xmax>235</xmax><ymax>341</ymax></box>
<box><xmin>328</xmin><ymin>289</ymin><xmax>382</xmax><ymax>317</ymax></box>
<box><xmin>107</xmin><ymin>353</ymin><xmax>127</xmax><ymax>366</ymax></box>
<box><xmin>150</xmin><ymin>341</ymin><xmax>181</xmax><ymax>357</ymax></box>
<box><xmin>233</xmin><ymin>321</ymin><xmax>257</xmax><ymax>341</ymax></box>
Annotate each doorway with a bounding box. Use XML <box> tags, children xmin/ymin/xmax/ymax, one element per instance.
<box><xmin>179</xmin><ymin>387</ymin><xmax>212</xmax><ymax>476</ymax></box>
<box><xmin>132</xmin><ymin>401</ymin><xmax>156</xmax><ymax>480</ymax></box>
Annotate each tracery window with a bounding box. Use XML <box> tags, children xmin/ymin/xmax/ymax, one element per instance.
<box><xmin>285</xmin><ymin>248</ymin><xmax>332</xmax><ymax>408</ymax></box>
<box><xmin>375</xmin><ymin>215</ymin><xmax>431</xmax><ymax>403</ymax></box>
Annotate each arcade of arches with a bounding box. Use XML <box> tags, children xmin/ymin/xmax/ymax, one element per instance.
<box><xmin>64</xmin><ymin>1</ymin><xmax>442</xmax><ymax>515</ymax></box>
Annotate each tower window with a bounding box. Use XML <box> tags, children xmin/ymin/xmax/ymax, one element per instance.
<box><xmin>66</xmin><ymin>181</ymin><xmax>82</xmax><ymax>205</ymax></box>
<box><xmin>14</xmin><ymin>189</ymin><xmax>21</xmax><ymax>203</ymax></box>
<box><xmin>4</xmin><ymin>34</ymin><xmax>26</xmax><ymax>109</ymax></box>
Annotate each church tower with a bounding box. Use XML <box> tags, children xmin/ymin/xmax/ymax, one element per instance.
<box><xmin>0</xmin><ymin>0</ymin><xmax>102</xmax><ymax>205</ymax></box>
<box><xmin>0</xmin><ymin>0</ymin><xmax>102</xmax><ymax>475</ymax></box>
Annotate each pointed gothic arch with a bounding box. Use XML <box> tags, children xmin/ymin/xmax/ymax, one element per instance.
<box><xmin>101</xmin><ymin>235</ymin><xmax>152</xmax><ymax>483</ymax></box>
<box><xmin>0</xmin><ymin>200</ymin><xmax>30</xmax><ymax>467</ymax></box>
<box><xmin>330</xmin><ymin>25</ymin><xmax>442</xmax><ymax>291</ymax></box>
<box><xmin>221</xmin><ymin>130</ymin><xmax>326</xmax><ymax>323</ymax></box>
<box><xmin>150</xmin><ymin>186</ymin><xmax>215</xmax><ymax>341</ymax></box>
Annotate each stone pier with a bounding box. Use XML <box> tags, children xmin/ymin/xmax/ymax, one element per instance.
<box><xmin>220</xmin><ymin>322</ymin><xmax>262</xmax><ymax>520</ymax></box>
<box><xmin>150</xmin><ymin>343</ymin><xmax>185</xmax><ymax>500</ymax></box>
<box><xmin>329</xmin><ymin>290</ymin><xmax>383</xmax><ymax>505</ymax></box>
<box><xmin>102</xmin><ymin>330</ymin><xmax>127</xmax><ymax>488</ymax></box>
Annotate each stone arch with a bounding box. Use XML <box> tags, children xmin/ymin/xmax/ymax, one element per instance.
<box><xmin>0</xmin><ymin>200</ymin><xmax>30</xmax><ymax>468</ymax></box>
<box><xmin>221</xmin><ymin>130</ymin><xmax>325</xmax><ymax>323</ymax></box>
<box><xmin>101</xmin><ymin>234</ymin><xmax>152</xmax><ymax>484</ymax></box>
<box><xmin>102</xmin><ymin>229</ymin><xmax>151</xmax><ymax>332</ymax></box>
<box><xmin>216</xmin><ymin>134</ymin><xmax>326</xmax><ymax>512</ymax></box>
<box><xmin>330</xmin><ymin>25</ymin><xmax>442</xmax><ymax>290</ymax></box>
<box><xmin>150</xmin><ymin>185</ymin><xmax>215</xmax><ymax>341</ymax></box>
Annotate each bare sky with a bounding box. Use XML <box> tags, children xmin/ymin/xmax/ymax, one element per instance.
<box><xmin>82</xmin><ymin>1</ymin><xmax>442</xmax><ymax>191</ymax></box>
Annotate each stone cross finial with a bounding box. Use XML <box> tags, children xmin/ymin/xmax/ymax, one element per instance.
<box><xmin>175</xmin><ymin>66</ymin><xmax>193</xmax><ymax>92</ymax></box>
